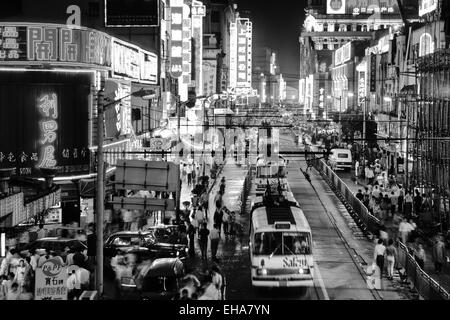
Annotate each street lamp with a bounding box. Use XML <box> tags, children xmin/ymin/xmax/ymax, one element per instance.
<box><xmin>96</xmin><ymin>87</ymin><xmax>155</xmax><ymax>297</ymax></box>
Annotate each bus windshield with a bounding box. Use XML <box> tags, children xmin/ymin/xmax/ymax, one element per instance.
<box><xmin>253</xmin><ymin>232</ymin><xmax>311</xmax><ymax>256</ymax></box>
<box><xmin>256</xmin><ymin>166</ymin><xmax>286</xmax><ymax>179</ymax></box>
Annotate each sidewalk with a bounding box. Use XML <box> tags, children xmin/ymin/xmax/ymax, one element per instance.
<box><xmin>339</xmin><ymin>169</ymin><xmax>450</xmax><ymax>294</ymax></box>
<box><xmin>183</xmin><ymin>159</ymin><xmax>249</xmax><ymax>271</ymax></box>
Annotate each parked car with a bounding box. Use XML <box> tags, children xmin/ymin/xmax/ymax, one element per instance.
<box><xmin>21</xmin><ymin>237</ymin><xmax>87</xmax><ymax>254</ymax></box>
<box><xmin>120</xmin><ymin>258</ymin><xmax>186</xmax><ymax>300</ymax></box>
<box><xmin>104</xmin><ymin>231</ymin><xmax>188</xmax><ymax>261</ymax></box>
<box><xmin>329</xmin><ymin>148</ymin><xmax>353</xmax><ymax>171</ymax></box>
<box><xmin>145</xmin><ymin>225</ymin><xmax>188</xmax><ymax>246</ymax></box>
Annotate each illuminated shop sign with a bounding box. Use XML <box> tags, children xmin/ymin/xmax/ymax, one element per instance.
<box><xmin>419</xmin><ymin>0</ymin><xmax>437</xmax><ymax>17</ymax></box>
<box><xmin>182</xmin><ymin>3</ymin><xmax>192</xmax><ymax>86</ymax></box>
<box><xmin>0</xmin><ymin>24</ymin><xmax>112</xmax><ymax>67</ymax></box>
<box><xmin>112</xmin><ymin>40</ymin><xmax>140</xmax><ymax>81</ymax></box>
<box><xmin>358</xmin><ymin>72</ymin><xmax>366</xmax><ymax>105</ymax></box>
<box><xmin>37</xmin><ymin>93</ymin><xmax>58</xmax><ymax>168</ymax></box>
<box><xmin>229</xmin><ymin>22</ymin><xmax>237</xmax><ymax>88</ymax></box>
<box><xmin>170</xmin><ymin>0</ymin><xmax>183</xmax><ymax>79</ymax></box>
<box><xmin>104</xmin><ymin>78</ymin><xmax>133</xmax><ymax>138</ymax></box>
<box><xmin>0</xmin><ymin>72</ymin><xmax>91</xmax><ymax>175</ymax></box>
<box><xmin>105</xmin><ymin>0</ymin><xmax>159</xmax><ymax>27</ymax></box>
<box><xmin>328</xmin><ymin>0</ymin><xmax>398</xmax><ymax>15</ymax></box>
<box><xmin>140</xmin><ymin>51</ymin><xmax>158</xmax><ymax>84</ymax></box>
<box><xmin>236</xmin><ymin>18</ymin><xmax>252</xmax><ymax>88</ymax></box>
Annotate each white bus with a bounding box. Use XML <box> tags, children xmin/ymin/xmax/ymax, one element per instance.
<box><xmin>254</xmin><ymin>155</ymin><xmax>288</xmax><ymax>196</ymax></box>
<box><xmin>249</xmin><ymin>191</ymin><xmax>314</xmax><ymax>288</ymax></box>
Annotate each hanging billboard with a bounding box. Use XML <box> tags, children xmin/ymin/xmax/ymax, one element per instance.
<box><xmin>236</xmin><ymin>18</ymin><xmax>252</xmax><ymax>88</ymax></box>
<box><xmin>0</xmin><ymin>71</ymin><xmax>91</xmax><ymax>175</ymax></box>
<box><xmin>0</xmin><ymin>24</ymin><xmax>112</xmax><ymax>67</ymax></box>
<box><xmin>105</xmin><ymin>0</ymin><xmax>159</xmax><ymax>27</ymax></box>
<box><xmin>419</xmin><ymin>0</ymin><xmax>438</xmax><ymax>16</ymax></box>
<box><xmin>169</xmin><ymin>0</ymin><xmax>183</xmax><ymax>79</ymax></box>
<box><xmin>327</xmin><ymin>0</ymin><xmax>399</xmax><ymax>15</ymax></box>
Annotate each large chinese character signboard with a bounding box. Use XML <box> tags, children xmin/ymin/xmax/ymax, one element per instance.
<box><xmin>0</xmin><ymin>26</ymin><xmax>27</xmax><ymax>61</ymax></box>
<box><xmin>170</xmin><ymin>0</ymin><xmax>184</xmax><ymax>79</ymax></box>
<box><xmin>370</xmin><ymin>54</ymin><xmax>377</xmax><ymax>93</ymax></box>
<box><xmin>105</xmin><ymin>0</ymin><xmax>159</xmax><ymax>27</ymax></box>
<box><xmin>0</xmin><ymin>71</ymin><xmax>91</xmax><ymax>175</ymax></box>
<box><xmin>0</xmin><ymin>24</ymin><xmax>112</xmax><ymax>67</ymax></box>
<box><xmin>182</xmin><ymin>3</ymin><xmax>192</xmax><ymax>86</ymax></box>
<box><xmin>35</xmin><ymin>258</ymin><xmax>68</xmax><ymax>300</ymax></box>
<box><xmin>327</xmin><ymin>0</ymin><xmax>399</xmax><ymax>15</ymax></box>
<box><xmin>235</xmin><ymin>19</ymin><xmax>252</xmax><ymax>89</ymax></box>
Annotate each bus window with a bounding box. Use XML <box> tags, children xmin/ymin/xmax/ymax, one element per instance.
<box><xmin>253</xmin><ymin>232</ymin><xmax>283</xmax><ymax>256</ymax></box>
<box><xmin>284</xmin><ymin>233</ymin><xmax>311</xmax><ymax>255</ymax></box>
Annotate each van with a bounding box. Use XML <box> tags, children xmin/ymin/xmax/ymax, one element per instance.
<box><xmin>329</xmin><ymin>149</ymin><xmax>352</xmax><ymax>171</ymax></box>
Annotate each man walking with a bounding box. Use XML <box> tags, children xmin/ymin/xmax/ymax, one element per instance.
<box><xmin>198</xmin><ymin>223</ymin><xmax>210</xmax><ymax>261</ymax></box>
<box><xmin>373</xmin><ymin>239</ymin><xmax>386</xmax><ymax>278</ymax></box>
<box><xmin>210</xmin><ymin>224</ymin><xmax>221</xmax><ymax>262</ymax></box>
<box><xmin>185</xmin><ymin>221</ymin><xmax>196</xmax><ymax>258</ymax></box>
<box><xmin>432</xmin><ymin>236</ymin><xmax>446</xmax><ymax>274</ymax></box>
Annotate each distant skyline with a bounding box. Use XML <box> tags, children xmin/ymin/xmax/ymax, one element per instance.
<box><xmin>237</xmin><ymin>0</ymin><xmax>306</xmax><ymax>85</ymax></box>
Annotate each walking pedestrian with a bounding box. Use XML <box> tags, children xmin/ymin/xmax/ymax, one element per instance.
<box><xmin>413</xmin><ymin>190</ymin><xmax>422</xmax><ymax>217</ymax></box>
<box><xmin>214</xmin><ymin>205</ymin><xmax>224</xmax><ymax>237</ymax></box>
<box><xmin>222</xmin><ymin>208</ymin><xmax>230</xmax><ymax>240</ymax></box>
<box><xmin>385</xmin><ymin>239</ymin><xmax>398</xmax><ymax>280</ymax></box>
<box><xmin>414</xmin><ymin>244</ymin><xmax>426</xmax><ymax>270</ymax></box>
<box><xmin>432</xmin><ymin>236</ymin><xmax>446</xmax><ymax>274</ymax></box>
<box><xmin>14</xmin><ymin>259</ymin><xmax>27</xmax><ymax>288</ymax></box>
<box><xmin>389</xmin><ymin>191</ymin><xmax>398</xmax><ymax>217</ymax></box>
<box><xmin>210</xmin><ymin>224</ymin><xmax>221</xmax><ymax>262</ymax></box>
<box><xmin>185</xmin><ymin>221</ymin><xmax>196</xmax><ymax>257</ymax></box>
<box><xmin>198</xmin><ymin>223</ymin><xmax>210</xmax><ymax>261</ymax></box>
<box><xmin>210</xmin><ymin>265</ymin><xmax>224</xmax><ymax>300</ymax></box>
<box><xmin>219</xmin><ymin>177</ymin><xmax>226</xmax><ymax>194</ymax></box>
<box><xmin>201</xmin><ymin>192</ymin><xmax>209</xmax><ymax>220</ymax></box>
<box><xmin>355</xmin><ymin>160</ymin><xmax>360</xmax><ymax>183</ymax></box>
<box><xmin>398</xmin><ymin>187</ymin><xmax>405</xmax><ymax>214</ymax></box>
<box><xmin>373</xmin><ymin>239</ymin><xmax>386</xmax><ymax>278</ymax></box>
<box><xmin>214</xmin><ymin>191</ymin><xmax>224</xmax><ymax>211</ymax></box>
<box><xmin>404</xmin><ymin>192</ymin><xmax>413</xmax><ymax>218</ymax></box>
<box><xmin>122</xmin><ymin>209</ymin><xmax>133</xmax><ymax>231</ymax></box>
<box><xmin>399</xmin><ymin>218</ymin><xmax>413</xmax><ymax>244</ymax></box>
<box><xmin>187</xmin><ymin>164</ymin><xmax>193</xmax><ymax>187</ymax></box>
<box><xmin>182</xmin><ymin>163</ymin><xmax>187</xmax><ymax>183</ymax></box>
<box><xmin>194</xmin><ymin>207</ymin><xmax>205</xmax><ymax>233</ymax></box>
<box><xmin>355</xmin><ymin>189</ymin><xmax>364</xmax><ymax>202</ymax></box>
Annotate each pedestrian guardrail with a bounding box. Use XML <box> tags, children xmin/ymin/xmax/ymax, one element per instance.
<box><xmin>397</xmin><ymin>242</ymin><xmax>450</xmax><ymax>300</ymax></box>
<box><xmin>312</xmin><ymin>158</ymin><xmax>382</xmax><ymax>236</ymax></box>
<box><xmin>237</xmin><ymin>167</ymin><xmax>252</xmax><ymax>215</ymax></box>
<box><xmin>311</xmin><ymin>158</ymin><xmax>450</xmax><ymax>300</ymax></box>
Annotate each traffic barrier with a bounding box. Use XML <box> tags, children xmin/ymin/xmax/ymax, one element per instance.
<box><xmin>397</xmin><ymin>242</ymin><xmax>450</xmax><ymax>300</ymax></box>
<box><xmin>312</xmin><ymin>158</ymin><xmax>450</xmax><ymax>300</ymax></box>
<box><xmin>312</xmin><ymin>158</ymin><xmax>382</xmax><ymax>236</ymax></box>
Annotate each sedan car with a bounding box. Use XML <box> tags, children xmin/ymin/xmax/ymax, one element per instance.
<box><xmin>145</xmin><ymin>225</ymin><xmax>188</xmax><ymax>246</ymax></box>
<box><xmin>120</xmin><ymin>258</ymin><xmax>186</xmax><ymax>300</ymax></box>
<box><xmin>22</xmin><ymin>237</ymin><xmax>87</xmax><ymax>253</ymax></box>
<box><xmin>104</xmin><ymin>231</ymin><xmax>188</xmax><ymax>261</ymax></box>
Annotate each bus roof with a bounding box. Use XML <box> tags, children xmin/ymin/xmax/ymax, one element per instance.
<box><xmin>251</xmin><ymin>205</ymin><xmax>311</xmax><ymax>233</ymax></box>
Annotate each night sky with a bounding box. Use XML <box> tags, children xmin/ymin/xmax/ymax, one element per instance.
<box><xmin>238</xmin><ymin>0</ymin><xmax>306</xmax><ymax>84</ymax></box>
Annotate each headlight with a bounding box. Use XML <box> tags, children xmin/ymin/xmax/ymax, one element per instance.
<box><xmin>257</xmin><ymin>268</ymin><xmax>267</xmax><ymax>276</ymax></box>
<box><xmin>299</xmin><ymin>268</ymin><xmax>309</xmax><ymax>274</ymax></box>
<box><xmin>185</xmin><ymin>248</ymin><xmax>189</xmax><ymax>253</ymax></box>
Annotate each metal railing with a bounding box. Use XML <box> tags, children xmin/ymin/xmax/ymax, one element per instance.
<box><xmin>397</xmin><ymin>242</ymin><xmax>450</xmax><ymax>300</ymax></box>
<box><xmin>312</xmin><ymin>158</ymin><xmax>450</xmax><ymax>300</ymax></box>
<box><xmin>237</xmin><ymin>166</ymin><xmax>253</xmax><ymax>215</ymax></box>
<box><xmin>312</xmin><ymin>158</ymin><xmax>382</xmax><ymax>236</ymax></box>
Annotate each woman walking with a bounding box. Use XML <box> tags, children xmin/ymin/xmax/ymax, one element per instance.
<box><xmin>385</xmin><ymin>239</ymin><xmax>397</xmax><ymax>280</ymax></box>
<box><xmin>198</xmin><ymin>223</ymin><xmax>210</xmax><ymax>261</ymax></box>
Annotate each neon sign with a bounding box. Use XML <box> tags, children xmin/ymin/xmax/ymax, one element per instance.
<box><xmin>37</xmin><ymin>93</ymin><xmax>58</xmax><ymax>168</ymax></box>
<box><xmin>170</xmin><ymin>0</ymin><xmax>183</xmax><ymax>79</ymax></box>
<box><xmin>112</xmin><ymin>40</ymin><xmax>140</xmax><ymax>81</ymax></box>
<box><xmin>236</xmin><ymin>19</ymin><xmax>252</xmax><ymax>88</ymax></box>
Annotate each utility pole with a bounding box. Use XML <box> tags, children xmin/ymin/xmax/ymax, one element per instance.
<box><xmin>95</xmin><ymin>89</ymin><xmax>105</xmax><ymax>297</ymax></box>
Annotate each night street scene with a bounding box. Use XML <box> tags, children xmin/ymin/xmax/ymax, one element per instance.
<box><xmin>1</xmin><ymin>0</ymin><xmax>450</xmax><ymax>304</ymax></box>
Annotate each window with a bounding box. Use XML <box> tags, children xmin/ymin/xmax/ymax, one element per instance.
<box><xmin>338</xmin><ymin>153</ymin><xmax>349</xmax><ymax>158</ymax></box>
<box><xmin>253</xmin><ymin>232</ymin><xmax>311</xmax><ymax>256</ymax></box>
<box><xmin>419</xmin><ymin>33</ymin><xmax>434</xmax><ymax>57</ymax></box>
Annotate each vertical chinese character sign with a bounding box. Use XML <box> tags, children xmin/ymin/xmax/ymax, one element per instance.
<box><xmin>37</xmin><ymin>93</ymin><xmax>58</xmax><ymax>168</ymax></box>
<box><xmin>182</xmin><ymin>2</ymin><xmax>192</xmax><ymax>86</ymax></box>
<box><xmin>229</xmin><ymin>22</ymin><xmax>237</xmax><ymax>89</ymax></box>
<box><xmin>170</xmin><ymin>0</ymin><xmax>184</xmax><ymax>79</ymax></box>
<box><xmin>236</xmin><ymin>18</ymin><xmax>252</xmax><ymax>89</ymax></box>
<box><xmin>35</xmin><ymin>258</ymin><xmax>68</xmax><ymax>300</ymax></box>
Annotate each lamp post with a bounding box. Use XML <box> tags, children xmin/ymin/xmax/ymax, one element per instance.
<box><xmin>96</xmin><ymin>88</ymin><xmax>155</xmax><ymax>297</ymax></box>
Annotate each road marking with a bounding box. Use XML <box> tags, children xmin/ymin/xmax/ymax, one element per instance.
<box><xmin>314</xmin><ymin>262</ymin><xmax>330</xmax><ymax>300</ymax></box>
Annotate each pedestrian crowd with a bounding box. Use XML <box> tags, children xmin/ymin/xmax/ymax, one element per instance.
<box><xmin>0</xmin><ymin>243</ymin><xmax>92</xmax><ymax>300</ymax></box>
<box><xmin>175</xmin><ymin>265</ymin><xmax>226</xmax><ymax>300</ymax></box>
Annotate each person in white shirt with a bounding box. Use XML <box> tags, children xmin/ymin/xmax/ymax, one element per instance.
<box><xmin>399</xmin><ymin>218</ymin><xmax>414</xmax><ymax>243</ymax></box>
<box><xmin>37</xmin><ymin>224</ymin><xmax>47</xmax><ymax>239</ymax></box>
<box><xmin>29</xmin><ymin>250</ymin><xmax>40</xmax><ymax>272</ymax></box>
<box><xmin>67</xmin><ymin>270</ymin><xmax>77</xmax><ymax>300</ymax></box>
<box><xmin>211</xmin><ymin>265</ymin><xmax>223</xmax><ymax>300</ymax></box>
<box><xmin>209</xmin><ymin>225</ymin><xmax>221</xmax><ymax>262</ymax></box>
<box><xmin>373</xmin><ymin>239</ymin><xmax>386</xmax><ymax>278</ymax></box>
<box><xmin>73</xmin><ymin>267</ymin><xmax>90</xmax><ymax>299</ymax></box>
<box><xmin>122</xmin><ymin>209</ymin><xmax>133</xmax><ymax>231</ymax></box>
